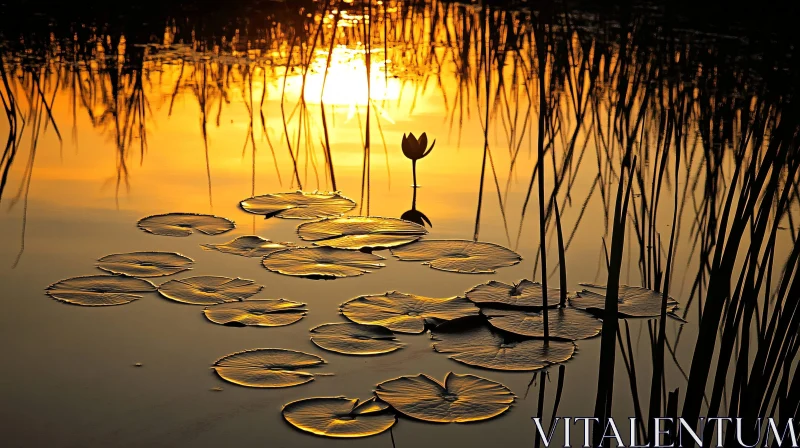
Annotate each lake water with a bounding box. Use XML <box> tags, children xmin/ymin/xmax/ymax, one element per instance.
<box><xmin>1</xmin><ymin>1</ymin><xmax>798</xmax><ymax>447</ymax></box>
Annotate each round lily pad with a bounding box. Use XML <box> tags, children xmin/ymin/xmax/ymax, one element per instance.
<box><xmin>203</xmin><ymin>299</ymin><xmax>307</xmax><ymax>327</ymax></box>
<box><xmin>282</xmin><ymin>397</ymin><xmax>396</xmax><ymax>438</ymax></box>
<box><xmin>297</xmin><ymin>216</ymin><xmax>427</xmax><ymax>250</ymax></box>
<box><xmin>570</xmin><ymin>284</ymin><xmax>679</xmax><ymax>318</ymax></box>
<box><xmin>282</xmin><ymin>397</ymin><xmax>397</xmax><ymax>438</ymax></box>
<box><xmin>262</xmin><ymin>247</ymin><xmax>386</xmax><ymax>279</ymax></box>
<box><xmin>158</xmin><ymin>276</ymin><xmax>263</xmax><ymax>305</ymax></box>
<box><xmin>341</xmin><ymin>291</ymin><xmax>480</xmax><ymax>334</ymax></box>
<box><xmin>390</xmin><ymin>240</ymin><xmax>522</xmax><ymax>273</ymax></box>
<box><xmin>212</xmin><ymin>348</ymin><xmax>327</xmax><ymax>388</ymax></box>
<box><xmin>240</xmin><ymin>191</ymin><xmax>356</xmax><ymax>219</ymax></box>
<box><xmin>310</xmin><ymin>323</ymin><xmax>404</xmax><ymax>355</ymax></box>
<box><xmin>45</xmin><ymin>274</ymin><xmax>157</xmax><ymax>306</ymax></box>
<box><xmin>465</xmin><ymin>279</ymin><xmax>561</xmax><ymax>308</ymax></box>
<box><xmin>375</xmin><ymin>372</ymin><xmax>515</xmax><ymax>423</ymax></box>
<box><xmin>96</xmin><ymin>251</ymin><xmax>193</xmax><ymax>277</ymax></box>
<box><xmin>431</xmin><ymin>316</ymin><xmax>576</xmax><ymax>370</ymax></box>
<box><xmin>202</xmin><ymin>236</ymin><xmax>296</xmax><ymax>258</ymax></box>
<box><xmin>137</xmin><ymin>213</ymin><xmax>235</xmax><ymax>237</ymax></box>
<box><xmin>481</xmin><ymin>306</ymin><xmax>601</xmax><ymax>340</ymax></box>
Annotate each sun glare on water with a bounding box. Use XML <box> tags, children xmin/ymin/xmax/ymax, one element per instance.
<box><xmin>286</xmin><ymin>45</ymin><xmax>401</xmax><ymax>107</ymax></box>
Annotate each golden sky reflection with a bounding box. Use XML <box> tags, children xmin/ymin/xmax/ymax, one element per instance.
<box><xmin>0</xmin><ymin>52</ymin><xmax>548</xmax><ymax>221</ymax></box>
<box><xmin>0</xmin><ymin>26</ymin><xmax>684</xmax><ymax>291</ymax></box>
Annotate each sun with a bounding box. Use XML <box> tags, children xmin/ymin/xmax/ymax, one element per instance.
<box><xmin>286</xmin><ymin>45</ymin><xmax>401</xmax><ymax>107</ymax></box>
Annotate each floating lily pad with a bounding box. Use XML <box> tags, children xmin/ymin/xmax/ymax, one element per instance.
<box><xmin>212</xmin><ymin>348</ymin><xmax>327</xmax><ymax>388</ymax></box>
<box><xmin>137</xmin><ymin>213</ymin><xmax>234</xmax><ymax>237</ymax></box>
<box><xmin>570</xmin><ymin>284</ymin><xmax>679</xmax><ymax>317</ymax></box>
<box><xmin>203</xmin><ymin>299</ymin><xmax>307</xmax><ymax>327</ymax></box>
<box><xmin>375</xmin><ymin>372</ymin><xmax>515</xmax><ymax>423</ymax></box>
<box><xmin>341</xmin><ymin>291</ymin><xmax>480</xmax><ymax>334</ymax></box>
<box><xmin>158</xmin><ymin>276</ymin><xmax>262</xmax><ymax>305</ymax></box>
<box><xmin>202</xmin><ymin>236</ymin><xmax>296</xmax><ymax>258</ymax></box>
<box><xmin>96</xmin><ymin>251</ymin><xmax>193</xmax><ymax>277</ymax></box>
<box><xmin>390</xmin><ymin>240</ymin><xmax>522</xmax><ymax>273</ymax></box>
<box><xmin>240</xmin><ymin>191</ymin><xmax>356</xmax><ymax>219</ymax></box>
<box><xmin>481</xmin><ymin>307</ymin><xmax>601</xmax><ymax>340</ymax></box>
<box><xmin>310</xmin><ymin>323</ymin><xmax>404</xmax><ymax>356</ymax></box>
<box><xmin>262</xmin><ymin>247</ymin><xmax>385</xmax><ymax>279</ymax></box>
<box><xmin>45</xmin><ymin>275</ymin><xmax>157</xmax><ymax>306</ymax></box>
<box><xmin>431</xmin><ymin>316</ymin><xmax>576</xmax><ymax>370</ymax></box>
<box><xmin>282</xmin><ymin>397</ymin><xmax>396</xmax><ymax>438</ymax></box>
<box><xmin>465</xmin><ymin>279</ymin><xmax>562</xmax><ymax>308</ymax></box>
<box><xmin>297</xmin><ymin>216</ymin><xmax>427</xmax><ymax>250</ymax></box>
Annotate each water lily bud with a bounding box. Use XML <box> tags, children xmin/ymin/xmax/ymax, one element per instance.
<box><xmin>402</xmin><ymin>132</ymin><xmax>436</xmax><ymax>160</ymax></box>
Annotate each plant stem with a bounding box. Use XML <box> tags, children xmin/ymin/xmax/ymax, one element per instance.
<box><xmin>555</xmin><ymin>201</ymin><xmax>567</xmax><ymax>307</ymax></box>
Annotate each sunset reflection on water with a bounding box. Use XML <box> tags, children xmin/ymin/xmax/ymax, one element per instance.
<box><xmin>1</xmin><ymin>1</ymin><xmax>798</xmax><ymax>446</ymax></box>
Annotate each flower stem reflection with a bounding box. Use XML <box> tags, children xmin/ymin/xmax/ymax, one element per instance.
<box><xmin>401</xmin><ymin>183</ymin><xmax>432</xmax><ymax>228</ymax></box>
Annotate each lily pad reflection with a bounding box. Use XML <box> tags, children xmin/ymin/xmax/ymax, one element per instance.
<box><xmin>158</xmin><ymin>276</ymin><xmax>262</xmax><ymax>305</ymax></box>
<box><xmin>202</xmin><ymin>236</ymin><xmax>296</xmax><ymax>258</ymax></box>
<box><xmin>46</xmin><ymin>275</ymin><xmax>156</xmax><ymax>306</ymax></box>
<box><xmin>240</xmin><ymin>191</ymin><xmax>356</xmax><ymax>219</ymax></box>
<box><xmin>391</xmin><ymin>240</ymin><xmax>522</xmax><ymax>273</ymax></box>
<box><xmin>431</xmin><ymin>316</ymin><xmax>575</xmax><ymax>370</ymax></box>
<box><xmin>341</xmin><ymin>291</ymin><xmax>480</xmax><ymax>334</ymax></box>
<box><xmin>465</xmin><ymin>279</ymin><xmax>561</xmax><ymax>308</ymax></box>
<box><xmin>482</xmin><ymin>307</ymin><xmax>601</xmax><ymax>340</ymax></box>
<box><xmin>203</xmin><ymin>299</ymin><xmax>307</xmax><ymax>327</ymax></box>
<box><xmin>96</xmin><ymin>251</ymin><xmax>193</xmax><ymax>277</ymax></box>
<box><xmin>137</xmin><ymin>213</ymin><xmax>234</xmax><ymax>237</ymax></box>
<box><xmin>212</xmin><ymin>348</ymin><xmax>327</xmax><ymax>388</ymax></box>
<box><xmin>375</xmin><ymin>372</ymin><xmax>515</xmax><ymax>423</ymax></box>
<box><xmin>262</xmin><ymin>247</ymin><xmax>385</xmax><ymax>279</ymax></box>
<box><xmin>310</xmin><ymin>323</ymin><xmax>404</xmax><ymax>355</ymax></box>
<box><xmin>298</xmin><ymin>216</ymin><xmax>427</xmax><ymax>250</ymax></box>
<box><xmin>571</xmin><ymin>284</ymin><xmax>679</xmax><ymax>317</ymax></box>
<box><xmin>282</xmin><ymin>397</ymin><xmax>396</xmax><ymax>438</ymax></box>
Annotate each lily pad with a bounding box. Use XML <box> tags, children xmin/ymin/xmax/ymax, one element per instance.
<box><xmin>390</xmin><ymin>240</ymin><xmax>522</xmax><ymax>273</ymax></box>
<box><xmin>240</xmin><ymin>191</ymin><xmax>356</xmax><ymax>219</ymax></box>
<box><xmin>341</xmin><ymin>291</ymin><xmax>480</xmax><ymax>334</ymax></box>
<box><xmin>375</xmin><ymin>372</ymin><xmax>515</xmax><ymax>423</ymax></box>
<box><xmin>297</xmin><ymin>216</ymin><xmax>427</xmax><ymax>250</ymax></box>
<box><xmin>465</xmin><ymin>279</ymin><xmax>561</xmax><ymax>308</ymax></box>
<box><xmin>262</xmin><ymin>247</ymin><xmax>385</xmax><ymax>279</ymax></box>
<box><xmin>158</xmin><ymin>276</ymin><xmax>262</xmax><ymax>305</ymax></box>
<box><xmin>212</xmin><ymin>348</ymin><xmax>327</xmax><ymax>388</ymax></box>
<box><xmin>481</xmin><ymin>306</ymin><xmax>602</xmax><ymax>340</ymax></box>
<box><xmin>431</xmin><ymin>316</ymin><xmax>576</xmax><ymax>370</ymax></box>
<box><xmin>45</xmin><ymin>275</ymin><xmax>156</xmax><ymax>306</ymax></box>
<box><xmin>310</xmin><ymin>323</ymin><xmax>404</xmax><ymax>355</ymax></box>
<box><xmin>202</xmin><ymin>236</ymin><xmax>296</xmax><ymax>258</ymax></box>
<box><xmin>137</xmin><ymin>213</ymin><xmax>234</xmax><ymax>237</ymax></box>
<box><xmin>570</xmin><ymin>284</ymin><xmax>679</xmax><ymax>317</ymax></box>
<box><xmin>203</xmin><ymin>299</ymin><xmax>307</xmax><ymax>327</ymax></box>
<box><xmin>282</xmin><ymin>397</ymin><xmax>396</xmax><ymax>438</ymax></box>
<box><xmin>96</xmin><ymin>251</ymin><xmax>193</xmax><ymax>277</ymax></box>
